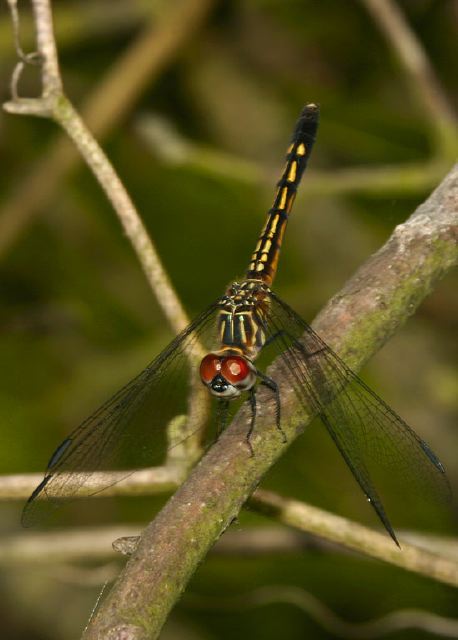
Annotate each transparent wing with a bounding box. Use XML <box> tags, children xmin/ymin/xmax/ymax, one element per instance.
<box><xmin>266</xmin><ymin>291</ymin><xmax>450</xmax><ymax>544</ymax></box>
<box><xmin>22</xmin><ymin>301</ymin><xmax>222</xmax><ymax>527</ymax></box>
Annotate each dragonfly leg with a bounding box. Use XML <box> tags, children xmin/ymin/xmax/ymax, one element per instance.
<box><xmin>257</xmin><ymin>371</ymin><xmax>286</xmax><ymax>444</ymax></box>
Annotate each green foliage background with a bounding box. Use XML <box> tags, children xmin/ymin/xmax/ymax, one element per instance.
<box><xmin>0</xmin><ymin>1</ymin><xmax>456</xmax><ymax>638</ymax></box>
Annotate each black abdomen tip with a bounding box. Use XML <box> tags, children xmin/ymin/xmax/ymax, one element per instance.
<box><xmin>294</xmin><ymin>104</ymin><xmax>320</xmax><ymax>142</ymax></box>
<box><xmin>302</xmin><ymin>103</ymin><xmax>319</xmax><ymax>117</ymax></box>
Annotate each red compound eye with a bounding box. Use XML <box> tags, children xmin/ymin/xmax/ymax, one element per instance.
<box><xmin>200</xmin><ymin>354</ymin><xmax>221</xmax><ymax>383</ymax></box>
<box><xmin>221</xmin><ymin>356</ymin><xmax>251</xmax><ymax>384</ymax></box>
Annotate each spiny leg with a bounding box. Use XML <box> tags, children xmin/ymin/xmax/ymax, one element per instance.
<box><xmin>257</xmin><ymin>371</ymin><xmax>285</xmax><ymax>443</ymax></box>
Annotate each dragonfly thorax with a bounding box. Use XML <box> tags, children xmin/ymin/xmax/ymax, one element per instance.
<box><xmin>199</xmin><ymin>351</ymin><xmax>257</xmax><ymax>399</ymax></box>
<box><xmin>217</xmin><ymin>280</ymin><xmax>270</xmax><ymax>360</ymax></box>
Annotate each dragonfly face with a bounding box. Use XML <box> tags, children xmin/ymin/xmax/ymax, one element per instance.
<box><xmin>199</xmin><ymin>351</ymin><xmax>257</xmax><ymax>399</ymax></box>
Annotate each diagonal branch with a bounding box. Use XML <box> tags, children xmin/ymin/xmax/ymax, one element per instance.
<box><xmin>3</xmin><ymin>0</ymin><xmax>216</xmax><ymax>335</ymax></box>
<box><xmin>84</xmin><ymin>164</ymin><xmax>458</xmax><ymax>638</ymax></box>
<box><xmin>0</xmin><ymin>0</ymin><xmax>215</xmax><ymax>307</ymax></box>
<box><xmin>251</xmin><ymin>490</ymin><xmax>458</xmax><ymax>588</ymax></box>
<box><xmin>360</xmin><ymin>0</ymin><xmax>457</xmax><ymax>158</ymax></box>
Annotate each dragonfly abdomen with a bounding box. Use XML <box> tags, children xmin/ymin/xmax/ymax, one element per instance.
<box><xmin>246</xmin><ymin>104</ymin><xmax>319</xmax><ymax>287</ymax></box>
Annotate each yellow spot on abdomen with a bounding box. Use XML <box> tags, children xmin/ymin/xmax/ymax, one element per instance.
<box><xmin>297</xmin><ymin>143</ymin><xmax>306</xmax><ymax>156</ymax></box>
<box><xmin>288</xmin><ymin>161</ymin><xmax>297</xmax><ymax>183</ymax></box>
<box><xmin>270</xmin><ymin>214</ymin><xmax>279</xmax><ymax>234</ymax></box>
<box><xmin>278</xmin><ymin>187</ymin><xmax>288</xmax><ymax>210</ymax></box>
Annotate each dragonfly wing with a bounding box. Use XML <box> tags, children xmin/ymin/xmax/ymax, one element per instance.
<box><xmin>266</xmin><ymin>291</ymin><xmax>450</xmax><ymax>543</ymax></box>
<box><xmin>22</xmin><ymin>301</ymin><xmax>222</xmax><ymax>527</ymax></box>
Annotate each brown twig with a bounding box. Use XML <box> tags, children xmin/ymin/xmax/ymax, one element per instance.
<box><xmin>0</xmin><ymin>526</ymin><xmax>142</xmax><ymax>565</ymax></box>
<box><xmin>0</xmin><ymin>525</ymin><xmax>316</xmax><ymax>565</ymax></box>
<box><xmin>0</xmin><ymin>0</ymin><xmax>215</xmax><ymax>326</ymax></box>
<box><xmin>360</xmin><ymin>0</ymin><xmax>457</xmax><ymax>157</ymax></box>
<box><xmin>83</xmin><ymin>164</ymin><xmax>458</xmax><ymax>638</ymax></box>
<box><xmin>2</xmin><ymin>0</ymin><xmax>209</xmax><ymax>333</ymax></box>
<box><xmin>0</xmin><ymin>467</ymin><xmax>182</xmax><ymax>502</ymax></box>
<box><xmin>2</xmin><ymin>517</ymin><xmax>457</xmax><ymax>570</ymax></box>
<box><xmin>251</xmin><ymin>490</ymin><xmax>458</xmax><ymax>588</ymax></box>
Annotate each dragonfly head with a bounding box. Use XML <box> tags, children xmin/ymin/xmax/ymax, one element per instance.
<box><xmin>199</xmin><ymin>351</ymin><xmax>257</xmax><ymax>399</ymax></box>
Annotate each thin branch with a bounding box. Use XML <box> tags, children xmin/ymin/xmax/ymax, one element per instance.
<box><xmin>84</xmin><ymin>164</ymin><xmax>458</xmax><ymax>639</ymax></box>
<box><xmin>360</xmin><ymin>0</ymin><xmax>457</xmax><ymax>157</ymax></box>
<box><xmin>137</xmin><ymin>114</ymin><xmax>450</xmax><ymax>196</ymax></box>
<box><xmin>31</xmin><ymin>0</ymin><xmax>62</xmax><ymax>97</ymax></box>
<box><xmin>0</xmin><ymin>467</ymin><xmax>182</xmax><ymax>502</ymax></box>
<box><xmin>50</xmin><ymin>100</ymin><xmax>190</xmax><ymax>335</ymax></box>
<box><xmin>47</xmin><ymin>563</ymin><xmax>118</xmax><ymax>588</ymax></box>
<box><xmin>2</xmin><ymin>0</ymin><xmax>215</xmax><ymax>334</ymax></box>
<box><xmin>0</xmin><ymin>525</ymin><xmax>306</xmax><ymax>565</ymax></box>
<box><xmin>250</xmin><ymin>490</ymin><xmax>458</xmax><ymax>588</ymax></box>
<box><xmin>0</xmin><ymin>0</ymin><xmax>215</xmax><ymax>317</ymax></box>
<box><xmin>0</xmin><ymin>526</ymin><xmax>317</xmax><ymax>565</ymax></box>
<box><xmin>186</xmin><ymin>586</ymin><xmax>458</xmax><ymax>639</ymax></box>
<box><xmin>0</xmin><ymin>526</ymin><xmax>142</xmax><ymax>565</ymax></box>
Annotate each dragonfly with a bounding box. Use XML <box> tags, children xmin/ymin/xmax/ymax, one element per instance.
<box><xmin>23</xmin><ymin>104</ymin><xmax>450</xmax><ymax>543</ymax></box>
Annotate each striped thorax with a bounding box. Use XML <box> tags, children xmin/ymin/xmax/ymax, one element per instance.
<box><xmin>218</xmin><ymin>280</ymin><xmax>270</xmax><ymax>359</ymax></box>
